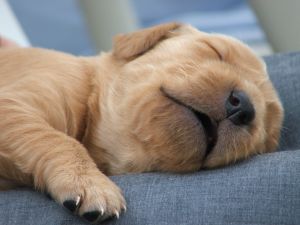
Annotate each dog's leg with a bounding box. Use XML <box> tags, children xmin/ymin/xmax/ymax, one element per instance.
<box><xmin>0</xmin><ymin>96</ymin><xmax>125</xmax><ymax>222</ymax></box>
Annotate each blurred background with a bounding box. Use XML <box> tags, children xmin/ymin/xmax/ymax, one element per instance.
<box><xmin>2</xmin><ymin>0</ymin><xmax>300</xmax><ymax>56</ymax></box>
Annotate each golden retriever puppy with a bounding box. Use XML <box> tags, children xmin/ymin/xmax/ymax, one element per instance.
<box><xmin>0</xmin><ymin>23</ymin><xmax>283</xmax><ymax>222</ymax></box>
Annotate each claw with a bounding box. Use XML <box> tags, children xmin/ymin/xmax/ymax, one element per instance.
<box><xmin>75</xmin><ymin>195</ymin><xmax>81</xmax><ymax>206</ymax></box>
<box><xmin>114</xmin><ymin>210</ymin><xmax>119</xmax><ymax>219</ymax></box>
<box><xmin>100</xmin><ymin>207</ymin><xmax>105</xmax><ymax>216</ymax></box>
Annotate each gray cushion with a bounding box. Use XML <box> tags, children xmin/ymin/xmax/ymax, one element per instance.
<box><xmin>0</xmin><ymin>150</ymin><xmax>299</xmax><ymax>225</ymax></box>
<box><xmin>1</xmin><ymin>52</ymin><xmax>300</xmax><ymax>225</ymax></box>
<box><xmin>264</xmin><ymin>52</ymin><xmax>300</xmax><ymax>151</ymax></box>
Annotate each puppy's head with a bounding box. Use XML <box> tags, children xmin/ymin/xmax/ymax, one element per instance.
<box><xmin>86</xmin><ymin>23</ymin><xmax>283</xmax><ymax>174</ymax></box>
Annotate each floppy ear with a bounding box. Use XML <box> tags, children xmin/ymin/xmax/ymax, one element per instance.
<box><xmin>113</xmin><ymin>23</ymin><xmax>181</xmax><ymax>60</ymax></box>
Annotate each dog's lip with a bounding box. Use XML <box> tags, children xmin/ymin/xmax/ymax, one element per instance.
<box><xmin>160</xmin><ymin>87</ymin><xmax>218</xmax><ymax>156</ymax></box>
<box><xmin>190</xmin><ymin>108</ymin><xmax>218</xmax><ymax>157</ymax></box>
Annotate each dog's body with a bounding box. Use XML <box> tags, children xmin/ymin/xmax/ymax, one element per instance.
<box><xmin>0</xmin><ymin>23</ymin><xmax>283</xmax><ymax>222</ymax></box>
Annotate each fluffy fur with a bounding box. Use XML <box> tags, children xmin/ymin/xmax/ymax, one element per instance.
<box><xmin>0</xmin><ymin>23</ymin><xmax>283</xmax><ymax>221</ymax></box>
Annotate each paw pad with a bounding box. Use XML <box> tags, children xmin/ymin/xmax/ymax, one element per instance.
<box><xmin>63</xmin><ymin>196</ymin><xmax>80</xmax><ymax>213</ymax></box>
<box><xmin>83</xmin><ymin>210</ymin><xmax>101</xmax><ymax>222</ymax></box>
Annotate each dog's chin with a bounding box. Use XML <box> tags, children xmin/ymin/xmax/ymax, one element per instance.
<box><xmin>202</xmin><ymin>117</ymin><xmax>257</xmax><ymax>169</ymax></box>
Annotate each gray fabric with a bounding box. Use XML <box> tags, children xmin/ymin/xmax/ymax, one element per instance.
<box><xmin>0</xmin><ymin>52</ymin><xmax>300</xmax><ymax>225</ymax></box>
<box><xmin>264</xmin><ymin>52</ymin><xmax>300</xmax><ymax>151</ymax></box>
<box><xmin>0</xmin><ymin>150</ymin><xmax>299</xmax><ymax>225</ymax></box>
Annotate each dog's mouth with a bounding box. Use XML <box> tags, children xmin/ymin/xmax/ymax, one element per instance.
<box><xmin>160</xmin><ymin>87</ymin><xmax>218</xmax><ymax>156</ymax></box>
<box><xmin>190</xmin><ymin>109</ymin><xmax>218</xmax><ymax>156</ymax></box>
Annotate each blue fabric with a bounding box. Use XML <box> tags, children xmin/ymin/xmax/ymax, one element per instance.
<box><xmin>264</xmin><ymin>52</ymin><xmax>300</xmax><ymax>151</ymax></box>
<box><xmin>112</xmin><ymin>150</ymin><xmax>300</xmax><ymax>225</ymax></box>
<box><xmin>132</xmin><ymin>0</ymin><xmax>244</xmax><ymax>20</ymax></box>
<box><xmin>0</xmin><ymin>150</ymin><xmax>299</xmax><ymax>225</ymax></box>
<box><xmin>8</xmin><ymin>0</ymin><xmax>267</xmax><ymax>54</ymax></box>
<box><xmin>0</xmin><ymin>52</ymin><xmax>299</xmax><ymax>224</ymax></box>
<box><xmin>132</xmin><ymin>0</ymin><xmax>267</xmax><ymax>46</ymax></box>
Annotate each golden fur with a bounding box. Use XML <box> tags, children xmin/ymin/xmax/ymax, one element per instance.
<box><xmin>0</xmin><ymin>23</ymin><xmax>283</xmax><ymax>221</ymax></box>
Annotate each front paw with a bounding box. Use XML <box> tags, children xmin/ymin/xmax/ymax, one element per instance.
<box><xmin>48</xmin><ymin>171</ymin><xmax>126</xmax><ymax>223</ymax></box>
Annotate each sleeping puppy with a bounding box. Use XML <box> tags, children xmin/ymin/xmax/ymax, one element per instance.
<box><xmin>0</xmin><ymin>23</ymin><xmax>283</xmax><ymax>222</ymax></box>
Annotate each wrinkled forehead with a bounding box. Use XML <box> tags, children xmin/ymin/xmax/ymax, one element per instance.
<box><xmin>132</xmin><ymin>26</ymin><xmax>266</xmax><ymax>74</ymax></box>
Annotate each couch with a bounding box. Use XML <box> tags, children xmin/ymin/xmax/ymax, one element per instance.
<box><xmin>0</xmin><ymin>52</ymin><xmax>299</xmax><ymax>225</ymax></box>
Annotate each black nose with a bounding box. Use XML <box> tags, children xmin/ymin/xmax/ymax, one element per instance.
<box><xmin>225</xmin><ymin>91</ymin><xmax>255</xmax><ymax>125</ymax></box>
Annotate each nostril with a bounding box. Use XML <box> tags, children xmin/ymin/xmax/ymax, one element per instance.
<box><xmin>228</xmin><ymin>92</ymin><xmax>240</xmax><ymax>107</ymax></box>
<box><xmin>226</xmin><ymin>91</ymin><xmax>255</xmax><ymax>126</ymax></box>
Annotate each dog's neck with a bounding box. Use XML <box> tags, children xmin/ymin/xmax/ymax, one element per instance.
<box><xmin>81</xmin><ymin>53</ymin><xmax>123</xmax><ymax>174</ymax></box>
<box><xmin>81</xmin><ymin>54</ymin><xmax>156</xmax><ymax>175</ymax></box>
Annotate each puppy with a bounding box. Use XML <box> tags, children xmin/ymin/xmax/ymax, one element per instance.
<box><xmin>0</xmin><ymin>23</ymin><xmax>283</xmax><ymax>222</ymax></box>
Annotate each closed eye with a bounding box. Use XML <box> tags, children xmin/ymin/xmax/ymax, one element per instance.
<box><xmin>202</xmin><ymin>40</ymin><xmax>223</xmax><ymax>60</ymax></box>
